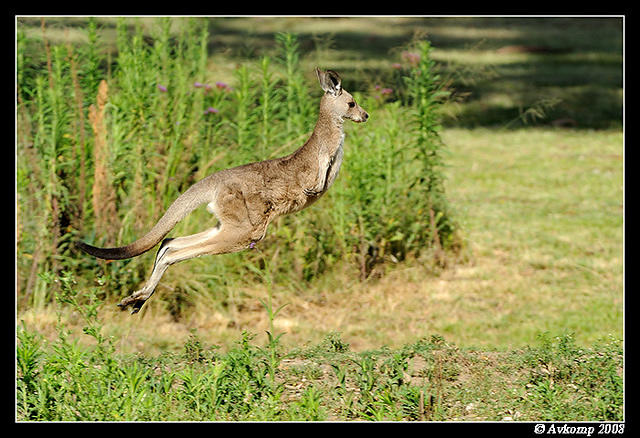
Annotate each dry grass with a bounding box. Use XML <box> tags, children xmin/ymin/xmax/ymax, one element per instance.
<box><xmin>88</xmin><ymin>80</ymin><xmax>120</xmax><ymax>243</ymax></box>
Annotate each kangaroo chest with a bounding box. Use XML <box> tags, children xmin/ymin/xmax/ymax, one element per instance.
<box><xmin>267</xmin><ymin>133</ymin><xmax>345</xmax><ymax>218</ymax></box>
<box><xmin>319</xmin><ymin>133</ymin><xmax>345</xmax><ymax>192</ymax></box>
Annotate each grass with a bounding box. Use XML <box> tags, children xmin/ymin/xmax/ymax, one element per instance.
<box><xmin>17</xmin><ymin>305</ymin><xmax>623</xmax><ymax>421</ymax></box>
<box><xmin>438</xmin><ymin>128</ymin><xmax>622</xmax><ymax>347</ymax></box>
<box><xmin>16</xmin><ymin>16</ymin><xmax>623</xmax><ymax>422</ymax></box>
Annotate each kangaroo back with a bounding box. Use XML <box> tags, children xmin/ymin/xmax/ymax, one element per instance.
<box><xmin>76</xmin><ymin>176</ymin><xmax>216</xmax><ymax>260</ymax></box>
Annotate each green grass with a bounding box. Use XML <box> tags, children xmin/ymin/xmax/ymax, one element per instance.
<box><xmin>439</xmin><ymin>128</ymin><xmax>622</xmax><ymax>347</ymax></box>
<box><xmin>17</xmin><ymin>303</ymin><xmax>623</xmax><ymax>421</ymax></box>
<box><xmin>16</xmin><ymin>16</ymin><xmax>623</xmax><ymax>421</ymax></box>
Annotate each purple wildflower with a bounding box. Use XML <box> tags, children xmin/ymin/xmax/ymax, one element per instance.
<box><xmin>391</xmin><ymin>63</ymin><xmax>402</xmax><ymax>70</ymax></box>
<box><xmin>380</xmin><ymin>88</ymin><xmax>393</xmax><ymax>95</ymax></box>
<box><xmin>157</xmin><ymin>84</ymin><xmax>167</xmax><ymax>92</ymax></box>
<box><xmin>204</xmin><ymin>107</ymin><xmax>219</xmax><ymax>115</ymax></box>
<box><xmin>194</xmin><ymin>82</ymin><xmax>204</xmax><ymax>88</ymax></box>
<box><xmin>249</xmin><ymin>242</ymin><xmax>256</xmax><ymax>249</ymax></box>
<box><xmin>215</xmin><ymin>81</ymin><xmax>233</xmax><ymax>92</ymax></box>
<box><xmin>401</xmin><ymin>51</ymin><xmax>421</xmax><ymax>66</ymax></box>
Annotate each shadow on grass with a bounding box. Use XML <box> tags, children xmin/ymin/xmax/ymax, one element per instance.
<box><xmin>19</xmin><ymin>16</ymin><xmax>623</xmax><ymax>130</ymax></box>
<box><xmin>205</xmin><ymin>17</ymin><xmax>623</xmax><ymax>130</ymax></box>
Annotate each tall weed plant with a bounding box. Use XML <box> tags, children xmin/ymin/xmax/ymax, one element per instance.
<box><xmin>403</xmin><ymin>41</ymin><xmax>458</xmax><ymax>258</ymax></box>
<box><xmin>17</xmin><ymin>18</ymin><xmax>459</xmax><ymax>308</ymax></box>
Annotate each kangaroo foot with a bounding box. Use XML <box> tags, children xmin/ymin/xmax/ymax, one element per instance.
<box><xmin>117</xmin><ymin>290</ymin><xmax>150</xmax><ymax>314</ymax></box>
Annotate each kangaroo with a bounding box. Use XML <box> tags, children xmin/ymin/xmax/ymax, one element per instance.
<box><xmin>77</xmin><ymin>68</ymin><xmax>369</xmax><ymax>314</ymax></box>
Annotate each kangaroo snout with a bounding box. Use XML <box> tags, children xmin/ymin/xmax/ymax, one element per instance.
<box><xmin>348</xmin><ymin>105</ymin><xmax>369</xmax><ymax>123</ymax></box>
<box><xmin>352</xmin><ymin>110</ymin><xmax>369</xmax><ymax>123</ymax></box>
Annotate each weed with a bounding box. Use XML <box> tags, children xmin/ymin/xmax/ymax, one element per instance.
<box><xmin>519</xmin><ymin>333</ymin><xmax>623</xmax><ymax>421</ymax></box>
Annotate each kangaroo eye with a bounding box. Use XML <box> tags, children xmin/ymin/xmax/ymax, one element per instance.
<box><xmin>348</xmin><ymin>101</ymin><xmax>355</xmax><ymax>108</ymax></box>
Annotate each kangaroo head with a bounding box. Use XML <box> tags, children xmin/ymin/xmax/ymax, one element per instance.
<box><xmin>316</xmin><ymin>68</ymin><xmax>369</xmax><ymax>124</ymax></box>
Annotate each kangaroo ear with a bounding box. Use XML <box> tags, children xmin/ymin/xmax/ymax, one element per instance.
<box><xmin>316</xmin><ymin>68</ymin><xmax>342</xmax><ymax>96</ymax></box>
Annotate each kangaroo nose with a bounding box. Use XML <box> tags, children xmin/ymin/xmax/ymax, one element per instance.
<box><xmin>363</xmin><ymin>112</ymin><xmax>369</xmax><ymax>121</ymax></box>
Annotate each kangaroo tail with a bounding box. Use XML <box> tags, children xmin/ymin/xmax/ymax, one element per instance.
<box><xmin>76</xmin><ymin>177</ymin><xmax>216</xmax><ymax>260</ymax></box>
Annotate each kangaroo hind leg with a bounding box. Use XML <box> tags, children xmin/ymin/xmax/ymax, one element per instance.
<box><xmin>118</xmin><ymin>223</ymin><xmax>255</xmax><ymax>314</ymax></box>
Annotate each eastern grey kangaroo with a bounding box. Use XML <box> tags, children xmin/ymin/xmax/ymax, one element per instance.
<box><xmin>77</xmin><ymin>68</ymin><xmax>369</xmax><ymax>313</ymax></box>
